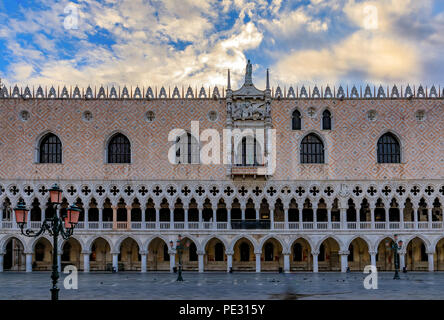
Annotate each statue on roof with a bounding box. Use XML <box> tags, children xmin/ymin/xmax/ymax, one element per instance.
<box><xmin>245</xmin><ymin>59</ymin><xmax>253</xmax><ymax>85</ymax></box>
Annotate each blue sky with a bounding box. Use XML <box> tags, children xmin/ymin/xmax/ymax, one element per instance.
<box><xmin>0</xmin><ymin>0</ymin><xmax>443</xmax><ymax>89</ymax></box>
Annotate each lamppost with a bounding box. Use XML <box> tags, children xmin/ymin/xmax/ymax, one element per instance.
<box><xmin>14</xmin><ymin>183</ymin><xmax>81</xmax><ymax>300</ymax></box>
<box><xmin>386</xmin><ymin>234</ymin><xmax>403</xmax><ymax>280</ymax></box>
<box><xmin>170</xmin><ymin>235</ymin><xmax>190</xmax><ymax>281</ymax></box>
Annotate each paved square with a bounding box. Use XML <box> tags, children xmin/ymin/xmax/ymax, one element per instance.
<box><xmin>1</xmin><ymin>272</ymin><xmax>443</xmax><ymax>300</ymax></box>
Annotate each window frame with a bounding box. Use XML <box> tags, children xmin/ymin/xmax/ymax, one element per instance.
<box><xmin>38</xmin><ymin>133</ymin><xmax>62</xmax><ymax>164</ymax></box>
<box><xmin>376</xmin><ymin>132</ymin><xmax>401</xmax><ymax>164</ymax></box>
<box><xmin>300</xmin><ymin>133</ymin><xmax>326</xmax><ymax>164</ymax></box>
<box><xmin>106</xmin><ymin>133</ymin><xmax>132</xmax><ymax>164</ymax></box>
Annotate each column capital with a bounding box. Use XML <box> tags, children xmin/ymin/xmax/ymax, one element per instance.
<box><xmin>111</xmin><ymin>205</ymin><xmax>118</xmax><ymax>210</ymax></box>
<box><xmin>81</xmin><ymin>250</ymin><xmax>92</xmax><ymax>255</ymax></box>
<box><xmin>311</xmin><ymin>250</ymin><xmax>320</xmax><ymax>256</ymax></box>
<box><xmin>110</xmin><ymin>250</ymin><xmax>120</xmax><ymax>255</ymax></box>
<box><xmin>254</xmin><ymin>250</ymin><xmax>262</xmax><ymax>255</ymax></box>
<box><xmin>368</xmin><ymin>251</ymin><xmax>377</xmax><ymax>255</ymax></box>
<box><xmin>125</xmin><ymin>205</ymin><xmax>132</xmax><ymax>210</ymax></box>
<box><xmin>139</xmin><ymin>250</ymin><xmax>148</xmax><ymax>255</ymax></box>
<box><xmin>225</xmin><ymin>250</ymin><xmax>234</xmax><ymax>255</ymax></box>
<box><xmin>197</xmin><ymin>250</ymin><xmax>205</xmax><ymax>255</ymax></box>
<box><xmin>339</xmin><ymin>250</ymin><xmax>350</xmax><ymax>255</ymax></box>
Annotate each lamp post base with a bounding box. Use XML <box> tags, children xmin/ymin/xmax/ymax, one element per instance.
<box><xmin>51</xmin><ymin>287</ymin><xmax>59</xmax><ymax>301</ymax></box>
<box><xmin>394</xmin><ymin>270</ymin><xmax>400</xmax><ymax>280</ymax></box>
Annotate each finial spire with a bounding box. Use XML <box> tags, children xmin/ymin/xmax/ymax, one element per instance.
<box><xmin>245</xmin><ymin>59</ymin><xmax>253</xmax><ymax>85</ymax></box>
<box><xmin>266</xmin><ymin>68</ymin><xmax>270</xmax><ymax>90</ymax></box>
<box><xmin>227</xmin><ymin>69</ymin><xmax>231</xmax><ymax>90</ymax></box>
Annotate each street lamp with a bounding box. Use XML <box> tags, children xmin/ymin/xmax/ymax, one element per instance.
<box><xmin>386</xmin><ymin>234</ymin><xmax>403</xmax><ymax>280</ymax></box>
<box><xmin>14</xmin><ymin>183</ymin><xmax>81</xmax><ymax>300</ymax></box>
<box><xmin>170</xmin><ymin>235</ymin><xmax>190</xmax><ymax>281</ymax></box>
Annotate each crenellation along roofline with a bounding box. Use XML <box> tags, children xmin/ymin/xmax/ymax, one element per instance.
<box><xmin>0</xmin><ymin>84</ymin><xmax>443</xmax><ymax>100</ymax></box>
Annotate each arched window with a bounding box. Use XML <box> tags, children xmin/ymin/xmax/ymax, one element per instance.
<box><xmin>189</xmin><ymin>243</ymin><xmax>198</xmax><ymax>261</ymax></box>
<box><xmin>300</xmin><ymin>134</ymin><xmax>324</xmax><ymax>164</ymax></box>
<box><xmin>292</xmin><ymin>110</ymin><xmax>301</xmax><ymax>130</ymax></box>
<box><xmin>377</xmin><ymin>133</ymin><xmax>400</xmax><ymax>163</ymax></box>
<box><xmin>236</xmin><ymin>136</ymin><xmax>263</xmax><ymax>166</ymax></box>
<box><xmin>108</xmin><ymin>133</ymin><xmax>131</xmax><ymax>163</ymax></box>
<box><xmin>240</xmin><ymin>242</ymin><xmax>250</xmax><ymax>262</ymax></box>
<box><xmin>322</xmin><ymin>110</ymin><xmax>332</xmax><ymax>130</ymax></box>
<box><xmin>264</xmin><ymin>242</ymin><xmax>274</xmax><ymax>261</ymax></box>
<box><xmin>163</xmin><ymin>243</ymin><xmax>170</xmax><ymax>261</ymax></box>
<box><xmin>293</xmin><ymin>243</ymin><xmax>303</xmax><ymax>262</ymax></box>
<box><xmin>39</xmin><ymin>133</ymin><xmax>62</xmax><ymax>163</ymax></box>
<box><xmin>215</xmin><ymin>243</ymin><xmax>224</xmax><ymax>261</ymax></box>
<box><xmin>176</xmin><ymin>132</ymin><xmax>199</xmax><ymax>164</ymax></box>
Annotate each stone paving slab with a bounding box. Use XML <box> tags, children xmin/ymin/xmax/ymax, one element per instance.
<box><xmin>0</xmin><ymin>272</ymin><xmax>443</xmax><ymax>300</ymax></box>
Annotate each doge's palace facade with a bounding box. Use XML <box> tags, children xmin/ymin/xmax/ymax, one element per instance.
<box><xmin>0</xmin><ymin>62</ymin><xmax>443</xmax><ymax>273</ymax></box>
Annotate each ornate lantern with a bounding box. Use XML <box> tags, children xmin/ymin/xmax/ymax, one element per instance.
<box><xmin>49</xmin><ymin>183</ymin><xmax>63</xmax><ymax>205</ymax></box>
<box><xmin>14</xmin><ymin>199</ymin><xmax>29</xmax><ymax>225</ymax></box>
<box><xmin>64</xmin><ymin>204</ymin><xmax>81</xmax><ymax>229</ymax></box>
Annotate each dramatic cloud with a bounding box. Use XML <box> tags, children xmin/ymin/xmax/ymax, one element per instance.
<box><xmin>0</xmin><ymin>0</ymin><xmax>443</xmax><ymax>88</ymax></box>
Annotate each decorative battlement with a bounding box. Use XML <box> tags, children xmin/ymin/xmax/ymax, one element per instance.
<box><xmin>0</xmin><ymin>83</ymin><xmax>442</xmax><ymax>100</ymax></box>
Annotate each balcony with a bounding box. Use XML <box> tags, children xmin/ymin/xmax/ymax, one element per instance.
<box><xmin>231</xmin><ymin>220</ymin><xmax>271</xmax><ymax>229</ymax></box>
<box><xmin>1</xmin><ymin>220</ymin><xmax>443</xmax><ymax>231</ymax></box>
<box><xmin>231</xmin><ymin>165</ymin><xmax>268</xmax><ymax>176</ymax></box>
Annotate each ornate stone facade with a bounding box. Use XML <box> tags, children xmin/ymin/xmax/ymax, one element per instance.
<box><xmin>0</xmin><ymin>62</ymin><xmax>443</xmax><ymax>273</ymax></box>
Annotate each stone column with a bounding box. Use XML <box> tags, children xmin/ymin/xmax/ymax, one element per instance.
<box><xmin>340</xmin><ymin>208</ymin><xmax>347</xmax><ymax>229</ymax></box>
<box><xmin>312</xmin><ymin>251</ymin><xmax>319</xmax><ymax>273</ymax></box>
<box><xmin>112</xmin><ymin>206</ymin><xmax>117</xmax><ymax>230</ymax></box>
<box><xmin>399</xmin><ymin>206</ymin><xmax>405</xmax><ymax>229</ymax></box>
<box><xmin>255</xmin><ymin>252</ymin><xmax>261</xmax><ymax>273</ymax></box>
<box><xmin>126</xmin><ymin>205</ymin><xmax>132</xmax><ymax>230</ymax></box>
<box><xmin>141</xmin><ymin>205</ymin><xmax>146</xmax><ymax>227</ymax></box>
<box><xmin>98</xmin><ymin>207</ymin><xmax>103</xmax><ymax>229</ymax></box>
<box><xmin>298</xmin><ymin>206</ymin><xmax>302</xmax><ymax>229</ymax></box>
<box><xmin>0</xmin><ymin>253</ymin><xmax>3</xmax><ymax>272</ymax></box>
<box><xmin>270</xmin><ymin>209</ymin><xmax>274</xmax><ymax>230</ymax></box>
<box><xmin>370</xmin><ymin>205</ymin><xmax>375</xmax><ymax>229</ymax></box>
<box><xmin>283</xmin><ymin>253</ymin><xmax>290</xmax><ymax>273</ymax></box>
<box><xmin>184</xmin><ymin>207</ymin><xmax>189</xmax><ymax>229</ymax></box>
<box><xmin>169</xmin><ymin>252</ymin><xmax>176</xmax><ymax>272</ymax></box>
<box><xmin>84</xmin><ymin>206</ymin><xmax>89</xmax><ymax>230</ymax></box>
<box><xmin>155</xmin><ymin>208</ymin><xmax>160</xmax><ymax>229</ymax></box>
<box><xmin>369</xmin><ymin>251</ymin><xmax>377</xmax><ymax>267</ymax></box>
<box><xmin>27</xmin><ymin>206</ymin><xmax>31</xmax><ymax>226</ymax></box>
<box><xmin>140</xmin><ymin>251</ymin><xmax>147</xmax><ymax>273</ymax></box>
<box><xmin>284</xmin><ymin>206</ymin><xmax>289</xmax><ymax>229</ymax></box>
<box><xmin>339</xmin><ymin>251</ymin><xmax>349</xmax><ymax>273</ymax></box>
<box><xmin>427</xmin><ymin>208</ymin><xmax>433</xmax><ymax>229</ymax></box>
<box><xmin>385</xmin><ymin>207</ymin><xmax>389</xmax><ymax>229</ymax></box>
<box><xmin>227</xmin><ymin>207</ymin><xmax>232</xmax><ymax>230</ymax></box>
<box><xmin>83</xmin><ymin>252</ymin><xmax>90</xmax><ymax>273</ymax></box>
<box><xmin>198</xmin><ymin>207</ymin><xmax>203</xmax><ymax>229</ymax></box>
<box><xmin>413</xmin><ymin>205</ymin><xmax>418</xmax><ymax>229</ymax></box>
<box><xmin>255</xmin><ymin>206</ymin><xmax>259</xmax><ymax>221</ymax></box>
<box><xmin>212</xmin><ymin>206</ymin><xmax>217</xmax><ymax>230</ymax></box>
<box><xmin>169</xmin><ymin>206</ymin><xmax>174</xmax><ymax>229</ymax></box>
<box><xmin>198</xmin><ymin>252</ymin><xmax>204</xmax><ymax>273</ymax></box>
<box><xmin>226</xmin><ymin>251</ymin><xmax>233</xmax><ymax>272</ymax></box>
<box><xmin>356</xmin><ymin>204</ymin><xmax>360</xmax><ymax>229</ymax></box>
<box><xmin>327</xmin><ymin>207</ymin><xmax>332</xmax><ymax>229</ymax></box>
<box><xmin>112</xmin><ymin>253</ymin><xmax>119</xmax><ymax>272</ymax></box>
<box><xmin>241</xmin><ymin>206</ymin><xmax>246</xmax><ymax>221</ymax></box>
<box><xmin>0</xmin><ymin>207</ymin><xmax>3</xmax><ymax>224</ymax></box>
<box><xmin>428</xmin><ymin>252</ymin><xmax>434</xmax><ymax>272</ymax></box>
<box><xmin>312</xmin><ymin>205</ymin><xmax>318</xmax><ymax>229</ymax></box>
<box><xmin>25</xmin><ymin>253</ymin><xmax>33</xmax><ymax>272</ymax></box>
